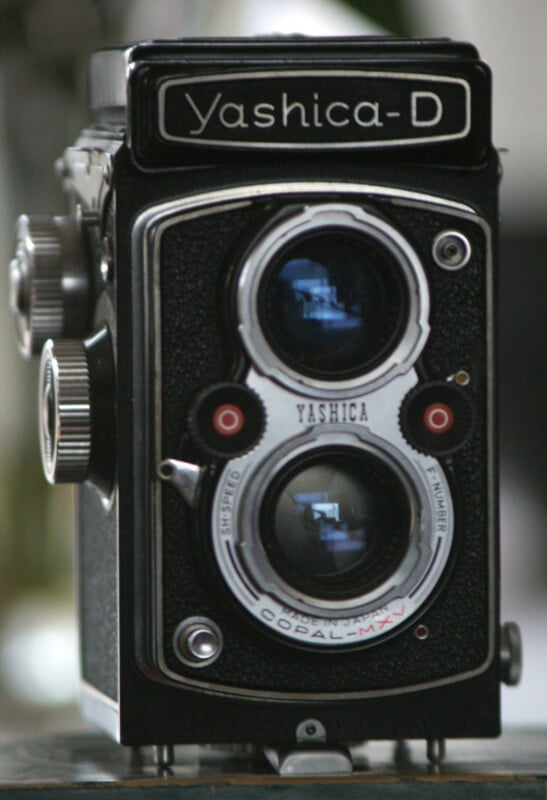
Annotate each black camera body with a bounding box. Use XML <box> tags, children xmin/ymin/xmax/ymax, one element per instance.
<box><xmin>10</xmin><ymin>37</ymin><xmax>521</xmax><ymax>767</ymax></box>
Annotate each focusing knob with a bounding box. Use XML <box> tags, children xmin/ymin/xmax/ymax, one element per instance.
<box><xmin>188</xmin><ymin>383</ymin><xmax>266</xmax><ymax>458</ymax></box>
<box><xmin>399</xmin><ymin>381</ymin><xmax>475</xmax><ymax>456</ymax></box>
<box><xmin>39</xmin><ymin>339</ymin><xmax>92</xmax><ymax>484</ymax></box>
<box><xmin>9</xmin><ymin>215</ymin><xmax>90</xmax><ymax>358</ymax></box>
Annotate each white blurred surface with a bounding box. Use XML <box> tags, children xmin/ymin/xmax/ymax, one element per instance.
<box><xmin>409</xmin><ymin>0</ymin><xmax>547</xmax><ymax>232</ymax></box>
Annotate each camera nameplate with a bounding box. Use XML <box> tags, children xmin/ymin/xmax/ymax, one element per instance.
<box><xmin>157</xmin><ymin>70</ymin><xmax>471</xmax><ymax>150</ymax></box>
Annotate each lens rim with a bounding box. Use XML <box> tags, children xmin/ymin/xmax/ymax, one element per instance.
<box><xmin>237</xmin><ymin>430</ymin><xmax>423</xmax><ymax>615</ymax></box>
<box><xmin>259</xmin><ymin>445</ymin><xmax>414</xmax><ymax>601</ymax></box>
<box><xmin>257</xmin><ymin>225</ymin><xmax>410</xmax><ymax>382</ymax></box>
<box><xmin>237</xmin><ymin>203</ymin><xmax>430</xmax><ymax>399</ymax></box>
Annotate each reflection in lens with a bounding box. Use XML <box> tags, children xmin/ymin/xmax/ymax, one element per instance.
<box><xmin>258</xmin><ymin>228</ymin><xmax>408</xmax><ymax>381</ymax></box>
<box><xmin>260</xmin><ymin>447</ymin><xmax>412</xmax><ymax>600</ymax></box>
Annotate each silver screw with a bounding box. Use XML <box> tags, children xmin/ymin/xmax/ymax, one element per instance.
<box><xmin>296</xmin><ymin>719</ymin><xmax>327</xmax><ymax>744</ymax></box>
<box><xmin>173</xmin><ymin>617</ymin><xmax>223</xmax><ymax>667</ymax></box>
<box><xmin>432</xmin><ymin>230</ymin><xmax>472</xmax><ymax>271</ymax></box>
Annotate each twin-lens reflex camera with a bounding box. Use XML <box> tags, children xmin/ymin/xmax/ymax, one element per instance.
<box><xmin>9</xmin><ymin>36</ymin><xmax>522</xmax><ymax>773</ymax></box>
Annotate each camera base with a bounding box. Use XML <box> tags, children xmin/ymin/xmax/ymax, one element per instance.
<box><xmin>2</xmin><ymin>728</ymin><xmax>547</xmax><ymax>795</ymax></box>
<box><xmin>149</xmin><ymin>738</ymin><xmax>445</xmax><ymax>776</ymax></box>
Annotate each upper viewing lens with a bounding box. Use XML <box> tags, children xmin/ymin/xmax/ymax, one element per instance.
<box><xmin>258</xmin><ymin>228</ymin><xmax>409</xmax><ymax>381</ymax></box>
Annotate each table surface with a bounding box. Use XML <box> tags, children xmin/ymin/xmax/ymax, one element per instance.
<box><xmin>0</xmin><ymin>728</ymin><xmax>546</xmax><ymax>797</ymax></box>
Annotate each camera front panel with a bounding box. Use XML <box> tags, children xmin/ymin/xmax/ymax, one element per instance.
<box><xmin>133</xmin><ymin>181</ymin><xmax>495</xmax><ymax>699</ymax></box>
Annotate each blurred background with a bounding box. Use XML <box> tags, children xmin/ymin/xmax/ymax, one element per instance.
<box><xmin>0</xmin><ymin>0</ymin><xmax>545</xmax><ymax>738</ymax></box>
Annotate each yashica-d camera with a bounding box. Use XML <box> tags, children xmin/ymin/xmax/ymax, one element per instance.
<box><xmin>10</xmin><ymin>37</ymin><xmax>521</xmax><ymax>772</ymax></box>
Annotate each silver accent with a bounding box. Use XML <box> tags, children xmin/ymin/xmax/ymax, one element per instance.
<box><xmin>153</xmin><ymin>744</ymin><xmax>175</xmax><ymax>771</ymax></box>
<box><xmin>297</xmin><ymin>719</ymin><xmax>327</xmax><ymax>743</ymax></box>
<box><xmin>157</xmin><ymin>459</ymin><xmax>204</xmax><ymax>508</ymax></box>
<box><xmin>266</xmin><ymin>721</ymin><xmax>368</xmax><ymax>774</ymax></box>
<box><xmin>173</xmin><ymin>617</ymin><xmax>223</xmax><ymax>668</ymax></box>
<box><xmin>432</xmin><ymin>230</ymin><xmax>472</xmax><ymax>271</ymax></box>
<box><xmin>80</xmin><ymin>681</ymin><xmax>120</xmax><ymax>740</ymax></box>
<box><xmin>39</xmin><ymin>339</ymin><xmax>91</xmax><ymax>484</ymax></box>
<box><xmin>426</xmin><ymin>738</ymin><xmax>446</xmax><ymax>766</ymax></box>
<box><xmin>157</xmin><ymin>70</ymin><xmax>471</xmax><ymax>150</ymax></box>
<box><xmin>59</xmin><ymin>140</ymin><xmax>121</xmax><ymax>218</ymax></box>
<box><xmin>89</xmin><ymin>46</ymin><xmax>134</xmax><ymax>113</ymax></box>
<box><xmin>135</xmin><ymin>181</ymin><xmax>496</xmax><ymax>697</ymax></box>
<box><xmin>500</xmin><ymin>621</ymin><xmax>522</xmax><ymax>687</ymax></box>
<box><xmin>9</xmin><ymin>215</ymin><xmax>90</xmax><ymax>358</ymax></box>
<box><xmin>237</xmin><ymin>203</ymin><xmax>430</xmax><ymax>398</ymax></box>
<box><xmin>264</xmin><ymin>743</ymin><xmax>353</xmax><ymax>776</ymax></box>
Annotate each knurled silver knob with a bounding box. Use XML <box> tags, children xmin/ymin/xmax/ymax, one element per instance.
<box><xmin>9</xmin><ymin>215</ymin><xmax>89</xmax><ymax>358</ymax></box>
<box><xmin>500</xmin><ymin>621</ymin><xmax>523</xmax><ymax>687</ymax></box>
<box><xmin>39</xmin><ymin>339</ymin><xmax>92</xmax><ymax>484</ymax></box>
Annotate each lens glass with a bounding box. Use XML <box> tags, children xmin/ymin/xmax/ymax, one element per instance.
<box><xmin>260</xmin><ymin>447</ymin><xmax>412</xmax><ymax>600</ymax></box>
<box><xmin>258</xmin><ymin>228</ymin><xmax>408</xmax><ymax>381</ymax></box>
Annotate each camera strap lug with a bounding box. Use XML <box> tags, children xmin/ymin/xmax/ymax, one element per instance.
<box><xmin>157</xmin><ymin>458</ymin><xmax>205</xmax><ymax>508</ymax></box>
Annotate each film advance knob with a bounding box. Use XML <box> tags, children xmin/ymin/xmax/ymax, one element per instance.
<box><xmin>39</xmin><ymin>339</ymin><xmax>92</xmax><ymax>484</ymax></box>
<box><xmin>9</xmin><ymin>215</ymin><xmax>90</xmax><ymax>358</ymax></box>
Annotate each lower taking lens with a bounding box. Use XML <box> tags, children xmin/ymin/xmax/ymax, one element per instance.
<box><xmin>260</xmin><ymin>446</ymin><xmax>412</xmax><ymax>601</ymax></box>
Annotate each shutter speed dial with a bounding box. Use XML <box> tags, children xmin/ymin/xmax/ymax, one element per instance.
<box><xmin>9</xmin><ymin>214</ymin><xmax>91</xmax><ymax>358</ymax></box>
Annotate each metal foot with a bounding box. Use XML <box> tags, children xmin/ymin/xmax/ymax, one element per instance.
<box><xmin>393</xmin><ymin>739</ymin><xmax>412</xmax><ymax>769</ymax></box>
<box><xmin>426</xmin><ymin>738</ymin><xmax>446</xmax><ymax>767</ymax></box>
<box><xmin>153</xmin><ymin>744</ymin><xmax>175</xmax><ymax>772</ymax></box>
<box><xmin>129</xmin><ymin>746</ymin><xmax>145</xmax><ymax>769</ymax></box>
<box><xmin>264</xmin><ymin>744</ymin><xmax>353</xmax><ymax>776</ymax></box>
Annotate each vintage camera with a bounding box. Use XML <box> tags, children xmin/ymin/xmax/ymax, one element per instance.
<box><xmin>9</xmin><ymin>37</ymin><xmax>522</xmax><ymax>772</ymax></box>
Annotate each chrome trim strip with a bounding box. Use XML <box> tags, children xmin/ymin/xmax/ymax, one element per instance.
<box><xmin>80</xmin><ymin>681</ymin><xmax>120</xmax><ymax>740</ymax></box>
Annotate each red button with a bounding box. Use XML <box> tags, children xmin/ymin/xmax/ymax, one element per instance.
<box><xmin>212</xmin><ymin>404</ymin><xmax>245</xmax><ymax>436</ymax></box>
<box><xmin>423</xmin><ymin>402</ymin><xmax>454</xmax><ymax>434</ymax></box>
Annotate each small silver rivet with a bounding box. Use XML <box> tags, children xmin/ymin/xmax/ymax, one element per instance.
<box><xmin>174</xmin><ymin>617</ymin><xmax>223</xmax><ymax>667</ymax></box>
<box><xmin>432</xmin><ymin>230</ymin><xmax>472</xmax><ymax>271</ymax></box>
